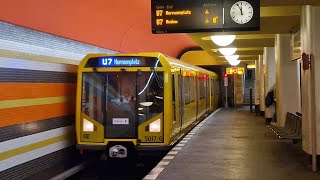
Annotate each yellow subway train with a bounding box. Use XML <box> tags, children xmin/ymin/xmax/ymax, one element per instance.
<box><xmin>76</xmin><ymin>52</ymin><xmax>220</xmax><ymax>158</ymax></box>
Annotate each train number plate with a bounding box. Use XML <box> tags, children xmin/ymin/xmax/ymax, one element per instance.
<box><xmin>112</xmin><ymin>118</ymin><xmax>129</xmax><ymax>125</ymax></box>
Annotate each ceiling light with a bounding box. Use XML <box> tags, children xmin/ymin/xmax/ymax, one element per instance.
<box><xmin>219</xmin><ymin>48</ymin><xmax>237</xmax><ymax>56</ymax></box>
<box><xmin>229</xmin><ymin>60</ymin><xmax>241</xmax><ymax>66</ymax></box>
<box><xmin>225</xmin><ymin>55</ymin><xmax>239</xmax><ymax>62</ymax></box>
<box><xmin>211</xmin><ymin>35</ymin><xmax>236</xmax><ymax>46</ymax></box>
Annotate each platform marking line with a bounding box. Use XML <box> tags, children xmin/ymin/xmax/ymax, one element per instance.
<box><xmin>149</xmin><ymin>167</ymin><xmax>165</xmax><ymax>175</ymax></box>
<box><xmin>143</xmin><ymin>108</ymin><xmax>221</xmax><ymax>180</ymax></box>
<box><xmin>168</xmin><ymin>151</ymin><xmax>179</xmax><ymax>155</ymax></box>
<box><xmin>163</xmin><ymin>155</ymin><xmax>175</xmax><ymax>160</ymax></box>
<box><xmin>144</xmin><ymin>175</ymin><xmax>158</xmax><ymax>180</ymax></box>
<box><xmin>175</xmin><ymin>143</ymin><xmax>186</xmax><ymax>147</ymax></box>
<box><xmin>158</xmin><ymin>161</ymin><xmax>170</xmax><ymax>166</ymax></box>
<box><xmin>172</xmin><ymin>147</ymin><xmax>183</xmax><ymax>151</ymax></box>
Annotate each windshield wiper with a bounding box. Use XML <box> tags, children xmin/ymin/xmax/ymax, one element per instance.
<box><xmin>151</xmin><ymin>67</ymin><xmax>163</xmax><ymax>89</ymax></box>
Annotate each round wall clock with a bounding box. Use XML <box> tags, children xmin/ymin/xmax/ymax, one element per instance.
<box><xmin>230</xmin><ymin>1</ymin><xmax>254</xmax><ymax>24</ymax></box>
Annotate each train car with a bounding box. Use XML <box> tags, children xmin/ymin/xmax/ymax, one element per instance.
<box><xmin>76</xmin><ymin>52</ymin><xmax>219</xmax><ymax>159</ymax></box>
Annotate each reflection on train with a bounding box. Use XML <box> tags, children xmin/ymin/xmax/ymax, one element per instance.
<box><xmin>76</xmin><ymin>52</ymin><xmax>220</xmax><ymax>158</ymax></box>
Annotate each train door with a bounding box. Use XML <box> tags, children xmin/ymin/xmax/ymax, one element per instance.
<box><xmin>171</xmin><ymin>71</ymin><xmax>180</xmax><ymax>137</ymax></box>
<box><xmin>196</xmin><ymin>75</ymin><xmax>200</xmax><ymax>120</ymax></box>
<box><xmin>211</xmin><ymin>79</ymin><xmax>215</xmax><ymax>110</ymax></box>
<box><xmin>104</xmin><ymin>72</ymin><xmax>137</xmax><ymax>139</ymax></box>
<box><xmin>205</xmin><ymin>77</ymin><xmax>210</xmax><ymax>112</ymax></box>
<box><xmin>178</xmin><ymin>69</ymin><xmax>184</xmax><ymax>131</ymax></box>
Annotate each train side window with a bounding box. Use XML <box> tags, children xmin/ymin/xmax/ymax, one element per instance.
<box><xmin>172</xmin><ymin>74</ymin><xmax>175</xmax><ymax>101</ymax></box>
<box><xmin>190</xmin><ymin>76</ymin><xmax>195</xmax><ymax>102</ymax></box>
<box><xmin>184</xmin><ymin>76</ymin><xmax>190</xmax><ymax>104</ymax></box>
<box><xmin>211</xmin><ymin>79</ymin><xmax>214</xmax><ymax>97</ymax></box>
<box><xmin>137</xmin><ymin>72</ymin><xmax>164</xmax><ymax>124</ymax></box>
<box><xmin>199</xmin><ymin>77</ymin><xmax>205</xmax><ymax>99</ymax></box>
<box><xmin>172</xmin><ymin>73</ymin><xmax>176</xmax><ymax>122</ymax></box>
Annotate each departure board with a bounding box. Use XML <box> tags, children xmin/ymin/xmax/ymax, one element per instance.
<box><xmin>151</xmin><ymin>0</ymin><xmax>260</xmax><ymax>34</ymax></box>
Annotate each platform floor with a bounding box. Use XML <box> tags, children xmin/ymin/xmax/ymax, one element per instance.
<box><xmin>155</xmin><ymin>107</ymin><xmax>320</xmax><ymax>180</ymax></box>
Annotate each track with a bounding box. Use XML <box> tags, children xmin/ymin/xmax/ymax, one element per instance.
<box><xmin>68</xmin><ymin>156</ymin><xmax>164</xmax><ymax>180</ymax></box>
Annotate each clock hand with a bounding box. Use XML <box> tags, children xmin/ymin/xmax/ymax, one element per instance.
<box><xmin>236</xmin><ymin>4</ymin><xmax>243</xmax><ymax>15</ymax></box>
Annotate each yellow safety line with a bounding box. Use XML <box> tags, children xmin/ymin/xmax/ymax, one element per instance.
<box><xmin>0</xmin><ymin>134</ymin><xmax>72</xmax><ymax>161</ymax></box>
<box><xmin>0</xmin><ymin>49</ymin><xmax>79</xmax><ymax>65</ymax></box>
<box><xmin>0</xmin><ymin>96</ymin><xmax>74</xmax><ymax>109</ymax></box>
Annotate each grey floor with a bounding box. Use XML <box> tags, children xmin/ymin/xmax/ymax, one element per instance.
<box><xmin>156</xmin><ymin>107</ymin><xmax>320</xmax><ymax>180</ymax></box>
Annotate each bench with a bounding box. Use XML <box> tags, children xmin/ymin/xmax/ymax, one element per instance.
<box><xmin>268</xmin><ymin>112</ymin><xmax>302</xmax><ymax>144</ymax></box>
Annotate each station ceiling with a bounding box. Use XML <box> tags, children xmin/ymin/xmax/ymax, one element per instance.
<box><xmin>0</xmin><ymin>0</ymin><xmax>319</xmax><ymax>66</ymax></box>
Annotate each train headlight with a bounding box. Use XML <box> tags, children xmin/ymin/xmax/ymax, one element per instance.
<box><xmin>149</xmin><ymin>119</ymin><xmax>161</xmax><ymax>132</ymax></box>
<box><xmin>83</xmin><ymin>118</ymin><xmax>94</xmax><ymax>132</ymax></box>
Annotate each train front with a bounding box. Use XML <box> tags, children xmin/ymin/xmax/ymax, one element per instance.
<box><xmin>76</xmin><ymin>54</ymin><xmax>168</xmax><ymax>159</ymax></box>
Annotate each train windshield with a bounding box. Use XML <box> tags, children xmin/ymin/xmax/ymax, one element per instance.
<box><xmin>81</xmin><ymin>70</ymin><xmax>164</xmax><ymax>138</ymax></box>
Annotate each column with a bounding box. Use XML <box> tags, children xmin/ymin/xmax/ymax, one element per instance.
<box><xmin>254</xmin><ymin>60</ymin><xmax>260</xmax><ymax>109</ymax></box>
<box><xmin>300</xmin><ymin>5</ymin><xmax>320</xmax><ymax>156</ymax></box>
<box><xmin>258</xmin><ymin>55</ymin><xmax>265</xmax><ymax>114</ymax></box>
<box><xmin>275</xmin><ymin>34</ymin><xmax>300</xmax><ymax>127</ymax></box>
<box><xmin>263</xmin><ymin>47</ymin><xmax>276</xmax><ymax>121</ymax></box>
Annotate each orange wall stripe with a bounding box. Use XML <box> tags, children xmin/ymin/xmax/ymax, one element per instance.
<box><xmin>0</xmin><ymin>83</ymin><xmax>76</xmax><ymax>101</ymax></box>
<box><xmin>0</xmin><ymin>103</ymin><xmax>75</xmax><ymax>127</ymax></box>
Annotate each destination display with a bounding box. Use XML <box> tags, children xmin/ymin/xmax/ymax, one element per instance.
<box><xmin>85</xmin><ymin>57</ymin><xmax>161</xmax><ymax>67</ymax></box>
<box><xmin>151</xmin><ymin>0</ymin><xmax>260</xmax><ymax>34</ymax></box>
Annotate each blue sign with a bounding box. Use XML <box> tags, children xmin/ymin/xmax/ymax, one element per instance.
<box><xmin>99</xmin><ymin>57</ymin><xmax>141</xmax><ymax>67</ymax></box>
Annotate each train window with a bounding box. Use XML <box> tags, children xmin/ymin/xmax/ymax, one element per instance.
<box><xmin>190</xmin><ymin>77</ymin><xmax>195</xmax><ymax>102</ymax></box>
<box><xmin>184</xmin><ymin>76</ymin><xmax>190</xmax><ymax>104</ymax></box>
<box><xmin>215</xmin><ymin>80</ymin><xmax>220</xmax><ymax>95</ymax></box>
<box><xmin>81</xmin><ymin>73</ymin><xmax>109</xmax><ymax>125</ymax></box>
<box><xmin>172</xmin><ymin>74</ymin><xmax>175</xmax><ymax>102</ymax></box>
<box><xmin>211</xmin><ymin>79</ymin><xmax>214</xmax><ymax>97</ymax></box>
<box><xmin>172</xmin><ymin>73</ymin><xmax>176</xmax><ymax>122</ymax></box>
<box><xmin>199</xmin><ymin>78</ymin><xmax>205</xmax><ymax>99</ymax></box>
<box><xmin>137</xmin><ymin>71</ymin><xmax>164</xmax><ymax>125</ymax></box>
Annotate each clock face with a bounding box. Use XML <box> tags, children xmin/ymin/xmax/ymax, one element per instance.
<box><xmin>230</xmin><ymin>1</ymin><xmax>254</xmax><ymax>24</ymax></box>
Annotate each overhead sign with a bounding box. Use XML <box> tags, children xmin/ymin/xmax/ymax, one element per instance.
<box><xmin>226</xmin><ymin>67</ymin><xmax>245</xmax><ymax>75</ymax></box>
<box><xmin>151</xmin><ymin>0</ymin><xmax>260</xmax><ymax>34</ymax></box>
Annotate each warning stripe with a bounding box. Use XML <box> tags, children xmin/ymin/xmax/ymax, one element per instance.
<box><xmin>0</xmin><ymin>103</ymin><xmax>75</xmax><ymax>127</ymax></box>
<box><xmin>0</xmin><ymin>83</ymin><xmax>76</xmax><ymax>101</ymax></box>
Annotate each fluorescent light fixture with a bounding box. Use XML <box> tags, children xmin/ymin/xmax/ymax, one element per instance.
<box><xmin>229</xmin><ymin>60</ymin><xmax>241</xmax><ymax>66</ymax></box>
<box><xmin>83</xmin><ymin>118</ymin><xmax>94</xmax><ymax>132</ymax></box>
<box><xmin>211</xmin><ymin>35</ymin><xmax>236</xmax><ymax>46</ymax></box>
<box><xmin>138</xmin><ymin>108</ymin><xmax>143</xmax><ymax>111</ymax></box>
<box><xmin>140</xmin><ymin>102</ymin><xmax>153</xmax><ymax>107</ymax></box>
<box><xmin>247</xmin><ymin>64</ymin><xmax>256</xmax><ymax>69</ymax></box>
<box><xmin>225</xmin><ymin>55</ymin><xmax>239</xmax><ymax>62</ymax></box>
<box><xmin>149</xmin><ymin>119</ymin><xmax>161</xmax><ymax>132</ymax></box>
<box><xmin>155</xmin><ymin>96</ymin><xmax>163</xmax><ymax>99</ymax></box>
<box><xmin>219</xmin><ymin>48</ymin><xmax>237</xmax><ymax>56</ymax></box>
